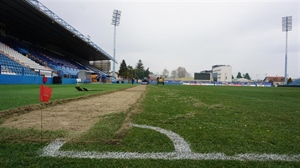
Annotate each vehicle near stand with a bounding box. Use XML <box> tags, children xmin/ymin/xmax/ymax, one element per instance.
<box><xmin>141</xmin><ymin>77</ymin><xmax>149</xmax><ymax>85</ymax></box>
<box><xmin>157</xmin><ymin>76</ymin><xmax>164</xmax><ymax>85</ymax></box>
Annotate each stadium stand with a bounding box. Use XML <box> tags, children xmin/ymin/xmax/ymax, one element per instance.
<box><xmin>0</xmin><ymin>52</ymin><xmax>38</xmax><ymax>76</ymax></box>
<box><xmin>0</xmin><ymin>0</ymin><xmax>113</xmax><ymax>84</ymax></box>
<box><xmin>0</xmin><ymin>41</ymin><xmax>52</xmax><ymax>77</ymax></box>
<box><xmin>288</xmin><ymin>78</ymin><xmax>300</xmax><ymax>86</ymax></box>
<box><xmin>0</xmin><ymin>35</ymin><xmax>108</xmax><ymax>79</ymax></box>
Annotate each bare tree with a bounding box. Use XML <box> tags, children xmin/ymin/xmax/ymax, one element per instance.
<box><xmin>171</xmin><ymin>70</ymin><xmax>177</xmax><ymax>79</ymax></box>
<box><xmin>186</xmin><ymin>72</ymin><xmax>192</xmax><ymax>78</ymax></box>
<box><xmin>176</xmin><ymin>67</ymin><xmax>188</xmax><ymax>78</ymax></box>
<box><xmin>162</xmin><ymin>68</ymin><xmax>169</xmax><ymax>78</ymax></box>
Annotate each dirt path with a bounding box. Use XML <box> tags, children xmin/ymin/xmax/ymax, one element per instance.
<box><xmin>1</xmin><ymin>85</ymin><xmax>147</xmax><ymax>136</ymax></box>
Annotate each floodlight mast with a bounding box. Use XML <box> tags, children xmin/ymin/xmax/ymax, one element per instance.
<box><xmin>111</xmin><ymin>9</ymin><xmax>121</xmax><ymax>79</ymax></box>
<box><xmin>282</xmin><ymin>16</ymin><xmax>292</xmax><ymax>84</ymax></box>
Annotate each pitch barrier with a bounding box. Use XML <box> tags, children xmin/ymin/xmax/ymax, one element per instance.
<box><xmin>41</xmin><ymin>124</ymin><xmax>300</xmax><ymax>161</ymax></box>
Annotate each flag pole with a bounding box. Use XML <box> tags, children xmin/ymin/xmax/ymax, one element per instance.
<box><xmin>40</xmin><ymin>84</ymin><xmax>52</xmax><ymax>142</ymax></box>
<box><xmin>41</xmin><ymin>108</ymin><xmax>43</xmax><ymax>142</ymax></box>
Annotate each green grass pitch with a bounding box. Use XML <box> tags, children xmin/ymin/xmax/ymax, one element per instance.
<box><xmin>0</xmin><ymin>84</ymin><xmax>299</xmax><ymax>167</ymax></box>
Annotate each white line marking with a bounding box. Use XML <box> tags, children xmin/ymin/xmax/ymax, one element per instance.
<box><xmin>132</xmin><ymin>124</ymin><xmax>191</xmax><ymax>153</ymax></box>
<box><xmin>40</xmin><ymin>124</ymin><xmax>300</xmax><ymax>161</ymax></box>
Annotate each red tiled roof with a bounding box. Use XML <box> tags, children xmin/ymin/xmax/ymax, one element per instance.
<box><xmin>266</xmin><ymin>76</ymin><xmax>284</xmax><ymax>82</ymax></box>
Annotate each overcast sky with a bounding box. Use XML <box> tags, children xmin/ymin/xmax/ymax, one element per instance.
<box><xmin>39</xmin><ymin>0</ymin><xmax>299</xmax><ymax>79</ymax></box>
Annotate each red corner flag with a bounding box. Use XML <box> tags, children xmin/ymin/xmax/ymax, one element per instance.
<box><xmin>40</xmin><ymin>85</ymin><xmax>52</xmax><ymax>102</ymax></box>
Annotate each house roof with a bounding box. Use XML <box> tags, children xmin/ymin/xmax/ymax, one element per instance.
<box><xmin>265</xmin><ymin>76</ymin><xmax>284</xmax><ymax>82</ymax></box>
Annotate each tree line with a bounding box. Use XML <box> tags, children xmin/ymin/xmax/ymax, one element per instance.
<box><xmin>118</xmin><ymin>59</ymin><xmax>150</xmax><ymax>79</ymax></box>
<box><xmin>118</xmin><ymin>59</ymin><xmax>191</xmax><ymax>79</ymax></box>
<box><xmin>161</xmin><ymin>67</ymin><xmax>191</xmax><ymax>78</ymax></box>
<box><xmin>235</xmin><ymin>72</ymin><xmax>251</xmax><ymax>80</ymax></box>
<box><xmin>119</xmin><ymin>61</ymin><xmax>294</xmax><ymax>84</ymax></box>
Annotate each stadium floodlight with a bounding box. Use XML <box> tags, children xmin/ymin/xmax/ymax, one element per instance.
<box><xmin>111</xmin><ymin>9</ymin><xmax>121</xmax><ymax>79</ymax></box>
<box><xmin>282</xmin><ymin>16</ymin><xmax>292</xmax><ymax>84</ymax></box>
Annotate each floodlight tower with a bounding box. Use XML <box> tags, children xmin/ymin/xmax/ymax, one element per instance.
<box><xmin>282</xmin><ymin>16</ymin><xmax>292</xmax><ymax>84</ymax></box>
<box><xmin>111</xmin><ymin>9</ymin><xmax>121</xmax><ymax>79</ymax></box>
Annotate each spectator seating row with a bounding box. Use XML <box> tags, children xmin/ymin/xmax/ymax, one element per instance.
<box><xmin>289</xmin><ymin>78</ymin><xmax>300</xmax><ymax>85</ymax></box>
<box><xmin>0</xmin><ymin>35</ymin><xmax>108</xmax><ymax>78</ymax></box>
<box><xmin>0</xmin><ymin>42</ymin><xmax>52</xmax><ymax>77</ymax></box>
<box><xmin>0</xmin><ymin>52</ymin><xmax>39</xmax><ymax>76</ymax></box>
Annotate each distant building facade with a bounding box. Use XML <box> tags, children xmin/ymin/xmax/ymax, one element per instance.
<box><xmin>263</xmin><ymin>76</ymin><xmax>284</xmax><ymax>86</ymax></box>
<box><xmin>212</xmin><ymin>65</ymin><xmax>232</xmax><ymax>82</ymax></box>
<box><xmin>194</xmin><ymin>65</ymin><xmax>232</xmax><ymax>82</ymax></box>
<box><xmin>89</xmin><ymin>60</ymin><xmax>111</xmax><ymax>72</ymax></box>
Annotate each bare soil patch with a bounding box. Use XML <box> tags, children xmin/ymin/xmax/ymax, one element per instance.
<box><xmin>1</xmin><ymin>85</ymin><xmax>147</xmax><ymax>137</ymax></box>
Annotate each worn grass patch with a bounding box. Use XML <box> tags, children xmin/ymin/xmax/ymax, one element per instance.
<box><xmin>0</xmin><ymin>84</ymin><xmax>135</xmax><ymax>123</ymax></box>
<box><xmin>0</xmin><ymin>84</ymin><xmax>135</xmax><ymax>112</ymax></box>
<box><xmin>133</xmin><ymin>85</ymin><xmax>300</xmax><ymax>156</ymax></box>
<box><xmin>61</xmin><ymin>112</ymin><xmax>174</xmax><ymax>153</ymax></box>
<box><xmin>0</xmin><ymin>127</ymin><xmax>66</xmax><ymax>143</ymax></box>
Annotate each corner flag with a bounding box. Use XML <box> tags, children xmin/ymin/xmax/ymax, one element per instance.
<box><xmin>40</xmin><ymin>85</ymin><xmax>52</xmax><ymax>102</ymax></box>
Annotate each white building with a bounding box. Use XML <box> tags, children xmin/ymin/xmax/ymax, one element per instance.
<box><xmin>212</xmin><ymin>65</ymin><xmax>232</xmax><ymax>82</ymax></box>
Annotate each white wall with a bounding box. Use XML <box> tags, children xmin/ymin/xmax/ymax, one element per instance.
<box><xmin>212</xmin><ymin>65</ymin><xmax>232</xmax><ymax>82</ymax></box>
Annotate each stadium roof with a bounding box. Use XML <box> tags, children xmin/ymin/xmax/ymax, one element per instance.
<box><xmin>0</xmin><ymin>0</ymin><xmax>115</xmax><ymax>62</ymax></box>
